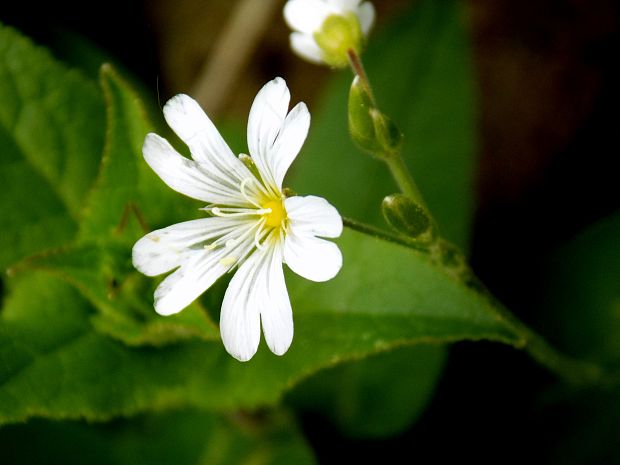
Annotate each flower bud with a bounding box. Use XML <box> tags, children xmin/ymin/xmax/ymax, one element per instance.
<box><xmin>349</xmin><ymin>77</ymin><xmax>403</xmax><ymax>158</ymax></box>
<box><xmin>382</xmin><ymin>194</ymin><xmax>432</xmax><ymax>239</ymax></box>
<box><xmin>314</xmin><ymin>13</ymin><xmax>363</xmax><ymax>68</ymax></box>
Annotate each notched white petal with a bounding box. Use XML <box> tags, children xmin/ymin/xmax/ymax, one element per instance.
<box><xmin>260</xmin><ymin>245</ymin><xmax>294</xmax><ymax>356</ymax></box>
<box><xmin>284</xmin><ymin>233</ymin><xmax>343</xmax><ymax>282</ymax></box>
<box><xmin>132</xmin><ymin>218</ymin><xmax>244</xmax><ymax>277</ymax></box>
<box><xmin>271</xmin><ymin>101</ymin><xmax>310</xmax><ymax>188</ymax></box>
<box><xmin>143</xmin><ymin>133</ymin><xmax>247</xmax><ymax>206</ymax></box>
<box><xmin>285</xmin><ymin>195</ymin><xmax>343</xmax><ymax>238</ymax></box>
<box><xmin>163</xmin><ymin>94</ymin><xmax>252</xmax><ymax>186</ymax></box>
<box><xmin>220</xmin><ymin>250</ymin><xmax>266</xmax><ymax>361</ymax></box>
<box><xmin>153</xmin><ymin>250</ymin><xmax>230</xmax><ymax>316</ymax></box>
<box><xmin>247</xmin><ymin>77</ymin><xmax>291</xmax><ymax>191</ymax></box>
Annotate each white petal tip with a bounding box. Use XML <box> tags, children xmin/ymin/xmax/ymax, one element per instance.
<box><xmin>154</xmin><ymin>301</ymin><xmax>184</xmax><ymax>317</ymax></box>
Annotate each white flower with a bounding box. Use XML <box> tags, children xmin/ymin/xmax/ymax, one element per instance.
<box><xmin>284</xmin><ymin>0</ymin><xmax>375</xmax><ymax>67</ymax></box>
<box><xmin>132</xmin><ymin>78</ymin><xmax>343</xmax><ymax>362</ymax></box>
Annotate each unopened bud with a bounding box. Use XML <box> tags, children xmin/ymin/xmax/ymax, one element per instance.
<box><xmin>382</xmin><ymin>194</ymin><xmax>432</xmax><ymax>239</ymax></box>
<box><xmin>349</xmin><ymin>77</ymin><xmax>403</xmax><ymax>158</ymax></box>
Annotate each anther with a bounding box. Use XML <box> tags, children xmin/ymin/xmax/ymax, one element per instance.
<box><xmin>219</xmin><ymin>256</ymin><xmax>237</xmax><ymax>266</ymax></box>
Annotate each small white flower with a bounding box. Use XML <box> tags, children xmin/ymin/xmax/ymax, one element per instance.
<box><xmin>284</xmin><ymin>0</ymin><xmax>375</xmax><ymax>67</ymax></box>
<box><xmin>132</xmin><ymin>78</ymin><xmax>343</xmax><ymax>362</ymax></box>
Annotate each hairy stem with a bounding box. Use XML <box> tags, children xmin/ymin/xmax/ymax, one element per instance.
<box><xmin>343</xmin><ymin>217</ymin><xmax>429</xmax><ymax>253</ymax></box>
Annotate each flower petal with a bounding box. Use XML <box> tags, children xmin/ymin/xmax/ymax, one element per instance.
<box><xmin>357</xmin><ymin>1</ymin><xmax>375</xmax><ymax>35</ymax></box>
<box><xmin>163</xmin><ymin>94</ymin><xmax>254</xmax><ymax>189</ymax></box>
<box><xmin>285</xmin><ymin>195</ymin><xmax>343</xmax><ymax>238</ymax></box>
<box><xmin>270</xmin><ymin>102</ymin><xmax>310</xmax><ymax>188</ymax></box>
<box><xmin>247</xmin><ymin>77</ymin><xmax>291</xmax><ymax>191</ymax></box>
<box><xmin>220</xmin><ymin>248</ymin><xmax>266</xmax><ymax>361</ymax></box>
<box><xmin>132</xmin><ymin>217</ymin><xmax>247</xmax><ymax>277</ymax></box>
<box><xmin>284</xmin><ymin>232</ymin><xmax>343</xmax><ymax>282</ymax></box>
<box><xmin>143</xmin><ymin>133</ymin><xmax>248</xmax><ymax>206</ymax></box>
<box><xmin>259</xmin><ymin>243</ymin><xmax>294</xmax><ymax>356</ymax></box>
<box><xmin>153</xmin><ymin>250</ymin><xmax>229</xmax><ymax>316</ymax></box>
<box><xmin>220</xmin><ymin>240</ymin><xmax>293</xmax><ymax>361</ymax></box>
<box><xmin>284</xmin><ymin>0</ymin><xmax>333</xmax><ymax>33</ymax></box>
<box><xmin>289</xmin><ymin>32</ymin><xmax>325</xmax><ymax>64</ymax></box>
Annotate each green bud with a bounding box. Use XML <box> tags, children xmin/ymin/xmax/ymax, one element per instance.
<box><xmin>314</xmin><ymin>13</ymin><xmax>363</xmax><ymax>68</ymax></box>
<box><xmin>348</xmin><ymin>77</ymin><xmax>403</xmax><ymax>158</ymax></box>
<box><xmin>382</xmin><ymin>194</ymin><xmax>432</xmax><ymax>239</ymax></box>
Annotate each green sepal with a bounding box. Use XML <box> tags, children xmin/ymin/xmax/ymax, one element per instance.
<box><xmin>348</xmin><ymin>76</ymin><xmax>403</xmax><ymax>158</ymax></box>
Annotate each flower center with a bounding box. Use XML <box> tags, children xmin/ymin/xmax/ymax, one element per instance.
<box><xmin>263</xmin><ymin>199</ymin><xmax>286</xmax><ymax>228</ymax></box>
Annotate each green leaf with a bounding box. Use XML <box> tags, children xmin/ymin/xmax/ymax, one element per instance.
<box><xmin>0</xmin><ymin>230</ymin><xmax>520</xmax><ymax>425</ymax></box>
<box><xmin>541</xmin><ymin>212</ymin><xmax>620</xmax><ymax>369</ymax></box>
<box><xmin>0</xmin><ymin>23</ymin><xmax>105</xmax><ymax>269</ymax></box>
<box><xmin>536</xmin><ymin>213</ymin><xmax>620</xmax><ymax>463</ymax></box>
<box><xmin>46</xmin><ymin>65</ymin><xmax>218</xmax><ymax>345</ymax></box>
<box><xmin>79</xmin><ymin>65</ymin><xmax>200</xmax><ymax>243</ymax></box>
<box><xmin>16</xmin><ymin>242</ymin><xmax>219</xmax><ymax>346</ymax></box>
<box><xmin>0</xmin><ymin>410</ymin><xmax>315</xmax><ymax>465</ymax></box>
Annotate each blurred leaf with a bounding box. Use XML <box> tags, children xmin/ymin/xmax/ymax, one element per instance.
<box><xmin>0</xmin><ymin>230</ymin><xmax>520</xmax><ymax>425</ymax></box>
<box><xmin>287</xmin><ymin>345</ymin><xmax>446</xmax><ymax>438</ymax></box>
<box><xmin>0</xmin><ymin>410</ymin><xmax>315</xmax><ymax>465</ymax></box>
<box><xmin>541</xmin><ymin>212</ymin><xmax>620</xmax><ymax>368</ymax></box>
<box><xmin>286</xmin><ymin>0</ymin><xmax>477</xmax><ymax>437</ymax></box>
<box><xmin>537</xmin><ymin>212</ymin><xmax>620</xmax><ymax>464</ymax></box>
<box><xmin>0</xmin><ymin>23</ymin><xmax>105</xmax><ymax>269</ymax></box>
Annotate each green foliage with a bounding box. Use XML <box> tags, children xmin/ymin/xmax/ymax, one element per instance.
<box><xmin>0</xmin><ymin>23</ymin><xmax>105</xmax><ymax>270</ymax></box>
<box><xmin>542</xmin><ymin>212</ymin><xmax>620</xmax><ymax>368</ymax></box>
<box><xmin>0</xmin><ymin>409</ymin><xmax>315</xmax><ymax>465</ymax></box>
<box><xmin>537</xmin><ymin>213</ymin><xmax>620</xmax><ymax>464</ymax></box>
<box><xmin>287</xmin><ymin>345</ymin><xmax>446</xmax><ymax>438</ymax></box>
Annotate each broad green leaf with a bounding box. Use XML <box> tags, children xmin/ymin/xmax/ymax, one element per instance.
<box><xmin>17</xmin><ymin>242</ymin><xmax>219</xmax><ymax>346</ymax></box>
<box><xmin>0</xmin><ymin>410</ymin><xmax>315</xmax><ymax>465</ymax></box>
<box><xmin>79</xmin><ymin>65</ymin><xmax>200</xmax><ymax>242</ymax></box>
<box><xmin>0</xmin><ymin>230</ymin><xmax>520</xmax><ymax>425</ymax></box>
<box><xmin>537</xmin><ymin>213</ymin><xmax>620</xmax><ymax>463</ymax></box>
<box><xmin>540</xmin><ymin>212</ymin><xmax>620</xmax><ymax>368</ymax></box>
<box><xmin>286</xmin><ymin>0</ymin><xmax>477</xmax><ymax>437</ymax></box>
<box><xmin>0</xmin><ymin>23</ymin><xmax>105</xmax><ymax>269</ymax></box>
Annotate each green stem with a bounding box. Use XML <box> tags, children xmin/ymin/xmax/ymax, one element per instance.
<box><xmin>492</xmin><ymin>297</ymin><xmax>607</xmax><ymax>386</ymax></box>
<box><xmin>347</xmin><ymin>49</ymin><xmax>376</xmax><ymax>106</ymax></box>
<box><xmin>343</xmin><ymin>217</ymin><xmax>429</xmax><ymax>253</ymax></box>
<box><xmin>348</xmin><ymin>49</ymin><xmax>430</xmax><ymax>212</ymax></box>
<box><xmin>385</xmin><ymin>155</ymin><xmax>429</xmax><ymax>211</ymax></box>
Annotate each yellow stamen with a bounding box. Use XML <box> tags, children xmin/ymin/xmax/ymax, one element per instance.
<box><xmin>263</xmin><ymin>199</ymin><xmax>286</xmax><ymax>228</ymax></box>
